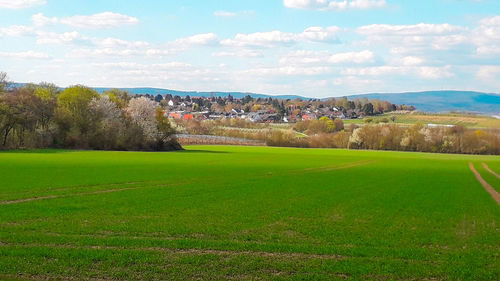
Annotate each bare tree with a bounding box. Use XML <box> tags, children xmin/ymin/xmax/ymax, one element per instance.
<box><xmin>0</xmin><ymin>72</ymin><xmax>10</xmax><ymax>94</ymax></box>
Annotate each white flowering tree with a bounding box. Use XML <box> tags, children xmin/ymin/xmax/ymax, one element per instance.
<box><xmin>126</xmin><ymin>97</ymin><xmax>159</xmax><ymax>139</ymax></box>
<box><xmin>90</xmin><ymin>96</ymin><xmax>122</xmax><ymax>122</ymax></box>
<box><xmin>348</xmin><ymin>128</ymin><xmax>363</xmax><ymax>149</ymax></box>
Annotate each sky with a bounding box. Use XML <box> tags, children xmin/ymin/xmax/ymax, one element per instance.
<box><xmin>0</xmin><ymin>0</ymin><xmax>499</xmax><ymax>98</ymax></box>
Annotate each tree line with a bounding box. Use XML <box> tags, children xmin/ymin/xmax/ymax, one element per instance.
<box><xmin>0</xmin><ymin>73</ymin><xmax>180</xmax><ymax>151</ymax></box>
<box><xmin>177</xmin><ymin>118</ymin><xmax>500</xmax><ymax>155</ymax></box>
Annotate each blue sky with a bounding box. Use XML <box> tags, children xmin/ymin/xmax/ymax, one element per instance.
<box><xmin>0</xmin><ymin>0</ymin><xmax>499</xmax><ymax>97</ymax></box>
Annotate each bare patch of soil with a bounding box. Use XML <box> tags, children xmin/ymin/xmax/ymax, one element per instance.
<box><xmin>483</xmin><ymin>163</ymin><xmax>500</xmax><ymax>179</ymax></box>
<box><xmin>469</xmin><ymin>163</ymin><xmax>500</xmax><ymax>205</ymax></box>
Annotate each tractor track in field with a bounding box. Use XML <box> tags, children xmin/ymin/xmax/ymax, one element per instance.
<box><xmin>0</xmin><ymin>181</ymin><xmax>191</xmax><ymax>206</ymax></box>
<box><xmin>0</xmin><ymin>241</ymin><xmax>441</xmax><ymax>265</ymax></box>
<box><xmin>301</xmin><ymin>160</ymin><xmax>376</xmax><ymax>173</ymax></box>
<box><xmin>0</xmin><ymin>187</ymin><xmax>144</xmax><ymax>205</ymax></box>
<box><xmin>469</xmin><ymin>163</ymin><xmax>500</xmax><ymax>205</ymax></box>
<box><xmin>0</xmin><ymin>160</ymin><xmax>375</xmax><ymax>206</ymax></box>
<box><xmin>0</xmin><ymin>241</ymin><xmax>346</xmax><ymax>261</ymax></box>
<box><xmin>483</xmin><ymin>163</ymin><xmax>500</xmax><ymax>179</ymax></box>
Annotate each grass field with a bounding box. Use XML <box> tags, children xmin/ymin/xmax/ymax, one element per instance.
<box><xmin>1</xmin><ymin>146</ymin><xmax>499</xmax><ymax>280</ymax></box>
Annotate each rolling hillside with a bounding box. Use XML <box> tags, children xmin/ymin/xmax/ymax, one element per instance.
<box><xmin>93</xmin><ymin>87</ymin><xmax>305</xmax><ymax>100</ymax></box>
<box><xmin>347</xmin><ymin>91</ymin><xmax>500</xmax><ymax>114</ymax></box>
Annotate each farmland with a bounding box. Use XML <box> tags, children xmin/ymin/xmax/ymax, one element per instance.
<box><xmin>390</xmin><ymin>113</ymin><xmax>500</xmax><ymax>128</ymax></box>
<box><xmin>0</xmin><ymin>146</ymin><xmax>499</xmax><ymax>280</ymax></box>
<box><xmin>343</xmin><ymin>112</ymin><xmax>500</xmax><ymax>128</ymax></box>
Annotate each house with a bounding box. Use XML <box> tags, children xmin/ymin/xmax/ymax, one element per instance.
<box><xmin>182</xmin><ymin>114</ymin><xmax>194</xmax><ymax>120</ymax></box>
<box><xmin>330</xmin><ymin>111</ymin><xmax>345</xmax><ymax>119</ymax></box>
<box><xmin>345</xmin><ymin>110</ymin><xmax>358</xmax><ymax>119</ymax></box>
<box><xmin>248</xmin><ymin>112</ymin><xmax>263</xmax><ymax>122</ymax></box>
<box><xmin>262</xmin><ymin>113</ymin><xmax>280</xmax><ymax>122</ymax></box>
<box><xmin>302</xmin><ymin>114</ymin><xmax>316</xmax><ymax>121</ymax></box>
<box><xmin>168</xmin><ymin>112</ymin><xmax>182</xmax><ymax>119</ymax></box>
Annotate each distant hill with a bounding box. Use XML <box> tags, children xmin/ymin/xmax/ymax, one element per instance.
<box><xmin>346</xmin><ymin>91</ymin><xmax>500</xmax><ymax>114</ymax></box>
<box><xmin>93</xmin><ymin>87</ymin><xmax>305</xmax><ymax>101</ymax></box>
<box><xmin>9</xmin><ymin>83</ymin><xmax>500</xmax><ymax>114</ymax></box>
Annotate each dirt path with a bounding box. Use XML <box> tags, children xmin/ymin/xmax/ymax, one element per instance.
<box><xmin>483</xmin><ymin>163</ymin><xmax>500</xmax><ymax>179</ymax></box>
<box><xmin>469</xmin><ymin>163</ymin><xmax>500</xmax><ymax>205</ymax></box>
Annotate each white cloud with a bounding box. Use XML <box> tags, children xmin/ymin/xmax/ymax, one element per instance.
<box><xmin>62</xmin><ymin>12</ymin><xmax>139</xmax><ymax>29</ymax></box>
<box><xmin>399</xmin><ymin>56</ymin><xmax>425</xmax><ymax>66</ymax></box>
<box><xmin>417</xmin><ymin>66</ymin><xmax>454</xmax><ymax>79</ymax></box>
<box><xmin>477</xmin><ymin>46</ymin><xmax>500</xmax><ymax>55</ymax></box>
<box><xmin>430</xmin><ymin>34</ymin><xmax>468</xmax><ymax>50</ymax></box>
<box><xmin>357</xmin><ymin>23</ymin><xmax>465</xmax><ymax>36</ymax></box>
<box><xmin>472</xmin><ymin>16</ymin><xmax>500</xmax><ymax>56</ymax></box>
<box><xmin>341</xmin><ymin>65</ymin><xmax>454</xmax><ymax>79</ymax></box>
<box><xmin>333</xmin><ymin>76</ymin><xmax>382</xmax><ymax>88</ymax></box>
<box><xmin>349</xmin><ymin>0</ymin><xmax>386</xmax><ymax>9</ymax></box>
<box><xmin>36</xmin><ymin>31</ymin><xmax>89</xmax><ymax>45</ymax></box>
<box><xmin>91</xmin><ymin>62</ymin><xmax>192</xmax><ymax>70</ymax></box>
<box><xmin>283</xmin><ymin>0</ymin><xmax>386</xmax><ymax>10</ymax></box>
<box><xmin>95</xmin><ymin>37</ymin><xmax>150</xmax><ymax>48</ymax></box>
<box><xmin>67</xmin><ymin>48</ymin><xmax>142</xmax><ymax>58</ymax></box>
<box><xmin>477</xmin><ymin>65</ymin><xmax>500</xmax><ymax>80</ymax></box>
<box><xmin>301</xmin><ymin>26</ymin><xmax>340</xmax><ymax>42</ymax></box>
<box><xmin>152</xmin><ymin>62</ymin><xmax>193</xmax><ymax>69</ymax></box>
<box><xmin>279</xmin><ymin>50</ymin><xmax>326</xmax><ymax>65</ymax></box>
<box><xmin>341</xmin><ymin>66</ymin><xmax>403</xmax><ymax>76</ymax></box>
<box><xmin>0</xmin><ymin>25</ymin><xmax>34</xmax><ymax>37</ymax></box>
<box><xmin>479</xmin><ymin>16</ymin><xmax>500</xmax><ymax>27</ymax></box>
<box><xmin>0</xmin><ymin>50</ymin><xmax>50</xmax><ymax>59</ymax></box>
<box><xmin>0</xmin><ymin>0</ymin><xmax>45</xmax><ymax>9</ymax></box>
<box><xmin>221</xmin><ymin>26</ymin><xmax>340</xmax><ymax>47</ymax></box>
<box><xmin>32</xmin><ymin>13</ymin><xmax>58</xmax><ymax>26</ymax></box>
<box><xmin>358</xmin><ymin>17</ymin><xmax>499</xmax><ymax>61</ymax></box>
<box><xmin>242</xmin><ymin>66</ymin><xmax>332</xmax><ymax>76</ymax></box>
<box><xmin>173</xmin><ymin>33</ymin><xmax>219</xmax><ymax>46</ymax></box>
<box><xmin>222</xmin><ymin>30</ymin><xmax>297</xmax><ymax>47</ymax></box>
<box><xmin>67</xmin><ymin>47</ymin><xmax>177</xmax><ymax>59</ymax></box>
<box><xmin>212</xmin><ymin>50</ymin><xmax>263</xmax><ymax>57</ymax></box>
<box><xmin>328</xmin><ymin>50</ymin><xmax>374</xmax><ymax>64</ymax></box>
<box><xmin>33</xmin><ymin>12</ymin><xmax>139</xmax><ymax>29</ymax></box>
<box><xmin>357</xmin><ymin>17</ymin><xmax>499</xmax><ymax>60</ymax></box>
<box><xmin>279</xmin><ymin>50</ymin><xmax>374</xmax><ymax>66</ymax></box>
<box><xmin>144</xmin><ymin>49</ymin><xmax>177</xmax><ymax>57</ymax></box>
<box><xmin>357</xmin><ymin>23</ymin><xmax>470</xmax><ymax>54</ymax></box>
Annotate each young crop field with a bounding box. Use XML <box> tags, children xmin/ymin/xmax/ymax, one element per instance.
<box><xmin>343</xmin><ymin>113</ymin><xmax>500</xmax><ymax>128</ymax></box>
<box><xmin>0</xmin><ymin>146</ymin><xmax>499</xmax><ymax>280</ymax></box>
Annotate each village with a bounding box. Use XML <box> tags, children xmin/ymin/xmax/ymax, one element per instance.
<box><xmin>136</xmin><ymin>93</ymin><xmax>415</xmax><ymax>123</ymax></box>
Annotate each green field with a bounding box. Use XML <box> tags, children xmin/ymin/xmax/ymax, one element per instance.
<box><xmin>1</xmin><ymin>146</ymin><xmax>499</xmax><ymax>280</ymax></box>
